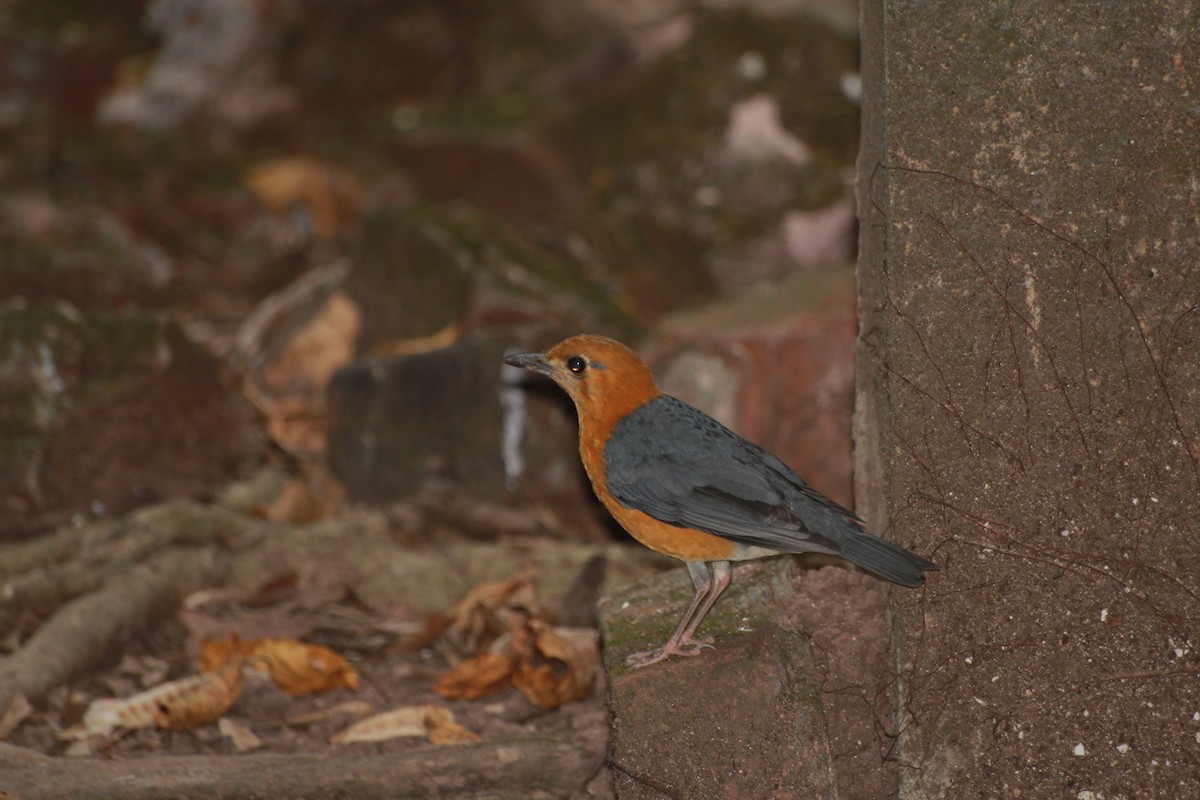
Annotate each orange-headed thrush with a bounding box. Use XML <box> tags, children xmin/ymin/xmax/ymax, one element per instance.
<box><xmin>504</xmin><ymin>334</ymin><xmax>938</xmax><ymax>667</ymax></box>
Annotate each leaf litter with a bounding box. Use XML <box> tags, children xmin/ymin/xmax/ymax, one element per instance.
<box><xmin>420</xmin><ymin>568</ymin><xmax>600</xmax><ymax>710</ymax></box>
<box><xmin>21</xmin><ymin>565</ymin><xmax>601</xmax><ymax>757</ymax></box>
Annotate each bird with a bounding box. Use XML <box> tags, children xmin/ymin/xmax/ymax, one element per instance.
<box><xmin>503</xmin><ymin>334</ymin><xmax>938</xmax><ymax>668</ymax></box>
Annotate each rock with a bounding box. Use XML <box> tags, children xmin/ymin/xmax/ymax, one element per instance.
<box><xmin>253</xmin><ymin>197</ymin><xmax>642</xmax><ymax>521</ymax></box>
<box><xmin>326</xmin><ymin>329</ymin><xmax>594</xmax><ymax>516</ymax></box>
<box><xmin>346</xmin><ymin>209</ymin><xmax>471</xmax><ymax>347</ymax></box>
<box><xmin>328</xmin><ymin>335</ymin><xmax>505</xmax><ymax>504</ymax></box>
<box><xmin>725</xmin><ymin>93</ymin><xmax>813</xmax><ymax>166</ymax></box>
<box><xmin>345</xmin><ymin>206</ymin><xmax>637</xmax><ymax>350</ymax></box>
<box><xmin>388</xmin><ymin>142</ymin><xmax>576</xmax><ymax>234</ymax></box>
<box><xmin>235</xmin><ymin>262</ymin><xmax>358</xmax><ymax>457</ymax></box>
<box><xmin>710</xmin><ymin>197</ymin><xmax>858</xmax><ymax>296</ymax></box>
<box><xmin>98</xmin><ymin>0</ymin><xmax>288</xmax><ymax>132</ymax></box>
<box><xmin>781</xmin><ymin>198</ymin><xmax>857</xmax><ymax>271</ymax></box>
<box><xmin>647</xmin><ymin>267</ymin><xmax>857</xmax><ymax>507</ymax></box>
<box><xmin>600</xmin><ymin>557</ymin><xmax>837</xmax><ymax>799</ymax></box>
<box><xmin>322</xmin><ymin>203</ymin><xmax>641</xmax><ymax>516</ymax></box>
<box><xmin>224</xmin><ymin>506</ymin><xmax>668</xmax><ymax>617</ymax></box>
<box><xmin>0</xmin><ymin>299</ymin><xmax>258</xmax><ymax>522</ymax></box>
<box><xmin>860</xmin><ymin>1</ymin><xmax>1200</xmax><ymax>796</ymax></box>
<box><xmin>0</xmin><ymin>196</ymin><xmax>176</xmax><ymax>311</ymax></box>
<box><xmin>780</xmin><ymin>564</ymin><xmax>896</xmax><ymax>800</ymax></box>
<box><xmin>545</xmin><ymin>8</ymin><xmax>860</xmax><ymax>320</ymax></box>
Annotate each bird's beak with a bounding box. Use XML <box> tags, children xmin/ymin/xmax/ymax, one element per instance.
<box><xmin>503</xmin><ymin>351</ymin><xmax>555</xmax><ymax>376</ymax></box>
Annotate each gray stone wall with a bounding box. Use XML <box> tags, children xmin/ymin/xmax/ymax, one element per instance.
<box><xmin>857</xmin><ymin>2</ymin><xmax>1200</xmax><ymax>797</ymax></box>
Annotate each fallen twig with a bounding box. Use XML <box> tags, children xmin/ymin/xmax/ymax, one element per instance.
<box><xmin>0</xmin><ymin>735</ymin><xmax>601</xmax><ymax>800</ymax></box>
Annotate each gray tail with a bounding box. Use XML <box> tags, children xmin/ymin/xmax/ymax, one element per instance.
<box><xmin>838</xmin><ymin>532</ymin><xmax>938</xmax><ymax>587</ymax></box>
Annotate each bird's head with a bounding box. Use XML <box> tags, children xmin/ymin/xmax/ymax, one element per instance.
<box><xmin>503</xmin><ymin>334</ymin><xmax>660</xmax><ymax>425</ymax></box>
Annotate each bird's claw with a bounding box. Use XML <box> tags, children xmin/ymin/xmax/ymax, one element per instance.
<box><xmin>624</xmin><ymin>636</ymin><xmax>716</xmax><ymax>668</ymax></box>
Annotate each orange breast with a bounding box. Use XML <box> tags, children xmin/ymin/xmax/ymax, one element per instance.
<box><xmin>603</xmin><ymin>500</ymin><xmax>738</xmax><ymax>562</ymax></box>
<box><xmin>578</xmin><ymin>426</ymin><xmax>737</xmax><ymax>563</ymax></box>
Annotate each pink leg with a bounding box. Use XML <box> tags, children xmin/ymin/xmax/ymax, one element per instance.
<box><xmin>625</xmin><ymin>561</ymin><xmax>732</xmax><ymax>668</ymax></box>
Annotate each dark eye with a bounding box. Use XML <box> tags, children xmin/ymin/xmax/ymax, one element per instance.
<box><xmin>566</xmin><ymin>356</ymin><xmax>587</xmax><ymax>374</ymax></box>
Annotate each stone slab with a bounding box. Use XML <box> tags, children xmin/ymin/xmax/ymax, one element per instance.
<box><xmin>858</xmin><ymin>2</ymin><xmax>1200</xmax><ymax>797</ymax></box>
<box><xmin>600</xmin><ymin>558</ymin><xmax>838</xmax><ymax>799</ymax></box>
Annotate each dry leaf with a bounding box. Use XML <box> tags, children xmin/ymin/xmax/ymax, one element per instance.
<box><xmin>70</xmin><ymin>659</ymin><xmax>245</xmax><ymax>738</ymax></box>
<box><xmin>511</xmin><ymin>623</ymin><xmax>599</xmax><ymax>710</ymax></box>
<box><xmin>244</xmin><ymin>289</ymin><xmax>361</xmax><ymax>457</ymax></box>
<box><xmin>246</xmin><ymin>157</ymin><xmax>363</xmax><ymax>236</ymax></box>
<box><xmin>370</xmin><ymin>322</ymin><xmax>461</xmax><ymax>358</ymax></box>
<box><xmin>247</xmin><ymin>638</ymin><xmax>359</xmax><ymax>696</ymax></box>
<box><xmin>199</xmin><ymin>633</ymin><xmax>256</xmax><ymax>673</ymax></box>
<box><xmin>258</xmin><ymin>465</ymin><xmax>346</xmax><ymax>523</ymax></box>
<box><xmin>332</xmin><ymin>704</ymin><xmax>429</xmax><ymax>743</ymax></box>
<box><xmin>153</xmin><ymin>659</ymin><xmax>246</xmax><ymax>731</ymax></box>
<box><xmin>0</xmin><ymin>693</ymin><xmax>33</xmax><ymax>739</ymax></box>
<box><xmin>441</xmin><ymin>567</ymin><xmax>539</xmax><ymax>656</ymax></box>
<box><xmin>432</xmin><ymin>650</ymin><xmax>515</xmax><ymax>701</ymax></box>
<box><xmin>260</xmin><ymin>290</ymin><xmax>360</xmax><ymax>396</ymax></box>
<box><xmin>63</xmin><ymin>736</ymin><xmax>101</xmax><ymax>757</ymax></box>
<box><xmin>248</xmin><ymin>390</ymin><xmax>329</xmax><ymax>456</ymax></box>
<box><xmin>398</xmin><ymin>610</ymin><xmax>451</xmax><ymax>652</ymax></box>
<box><xmin>218</xmin><ymin>716</ymin><xmax>264</xmax><ymax>752</ymax></box>
<box><xmin>423</xmin><ymin>705</ymin><xmax>481</xmax><ymax>745</ymax></box>
<box><xmin>420</xmin><ymin>568</ymin><xmax>596</xmax><ymax>709</ymax></box>
<box><xmin>332</xmin><ymin>704</ymin><xmax>479</xmax><ymax>745</ymax></box>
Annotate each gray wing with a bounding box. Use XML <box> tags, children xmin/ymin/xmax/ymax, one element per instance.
<box><xmin>604</xmin><ymin>396</ymin><xmax>937</xmax><ymax>586</ymax></box>
<box><xmin>603</xmin><ymin>396</ymin><xmax>855</xmax><ymax>556</ymax></box>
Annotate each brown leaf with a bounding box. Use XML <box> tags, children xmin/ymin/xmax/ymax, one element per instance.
<box><xmin>260</xmin><ymin>290</ymin><xmax>361</xmax><ymax>396</ymax></box>
<box><xmin>67</xmin><ymin>659</ymin><xmax>245</xmax><ymax>738</ymax></box>
<box><xmin>512</xmin><ymin>622</ymin><xmax>599</xmax><ymax>710</ymax></box>
<box><xmin>198</xmin><ymin>633</ymin><xmax>256</xmax><ymax>673</ymax></box>
<box><xmin>153</xmin><ymin>659</ymin><xmax>246</xmax><ymax>731</ymax></box>
<box><xmin>245</xmin><ymin>290</ymin><xmax>362</xmax><ymax>457</ymax></box>
<box><xmin>441</xmin><ymin>567</ymin><xmax>539</xmax><ymax>657</ymax></box>
<box><xmin>247</xmin><ymin>638</ymin><xmax>359</xmax><ymax>696</ymax></box>
<box><xmin>331</xmin><ymin>704</ymin><xmax>479</xmax><ymax>745</ymax></box>
<box><xmin>218</xmin><ymin>716</ymin><xmax>264</xmax><ymax>752</ymax></box>
<box><xmin>424</xmin><ymin>705</ymin><xmax>482</xmax><ymax>745</ymax></box>
<box><xmin>246</xmin><ymin>157</ymin><xmax>363</xmax><ymax>237</ymax></box>
<box><xmin>0</xmin><ymin>693</ymin><xmax>33</xmax><ymax>739</ymax></box>
<box><xmin>432</xmin><ymin>650</ymin><xmax>516</xmax><ymax>701</ymax></box>
<box><xmin>420</xmin><ymin>568</ymin><xmax>597</xmax><ymax>708</ymax></box>
<box><xmin>370</xmin><ymin>322</ymin><xmax>461</xmax><ymax>358</ymax></box>
<box><xmin>258</xmin><ymin>466</ymin><xmax>346</xmax><ymax>523</ymax></box>
<box><xmin>397</xmin><ymin>610</ymin><xmax>451</xmax><ymax>653</ymax></box>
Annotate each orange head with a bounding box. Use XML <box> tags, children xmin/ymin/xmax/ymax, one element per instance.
<box><xmin>503</xmin><ymin>334</ymin><xmax>660</xmax><ymax>431</ymax></box>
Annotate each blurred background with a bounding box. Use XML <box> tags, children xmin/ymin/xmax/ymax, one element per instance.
<box><xmin>6</xmin><ymin>3</ymin><xmax>1197</xmax><ymax>798</ymax></box>
<box><xmin>0</xmin><ymin>0</ymin><xmax>863</xmax><ymax>535</ymax></box>
<box><xmin>0</xmin><ymin>1</ymin><xmax>874</xmax><ymax>781</ymax></box>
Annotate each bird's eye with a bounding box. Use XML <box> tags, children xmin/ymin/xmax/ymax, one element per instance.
<box><xmin>566</xmin><ymin>356</ymin><xmax>587</xmax><ymax>374</ymax></box>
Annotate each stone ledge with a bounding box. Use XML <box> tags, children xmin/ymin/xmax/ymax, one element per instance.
<box><xmin>599</xmin><ymin>558</ymin><xmax>838</xmax><ymax>800</ymax></box>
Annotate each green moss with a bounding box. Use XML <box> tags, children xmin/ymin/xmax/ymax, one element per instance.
<box><xmin>413</xmin><ymin>91</ymin><xmax>539</xmax><ymax>137</ymax></box>
<box><xmin>599</xmin><ymin>557</ymin><xmax>804</xmax><ymax>678</ymax></box>
<box><xmin>0</xmin><ymin>300</ymin><xmax>181</xmax><ymax>485</ymax></box>
<box><xmin>0</xmin><ymin>299</ymin><xmax>186</xmax><ymax>409</ymax></box>
<box><xmin>658</xmin><ymin>267</ymin><xmax>855</xmax><ymax>333</ymax></box>
<box><xmin>539</xmin><ymin>8</ymin><xmax>859</xmax><ymax>321</ymax></box>
<box><xmin>549</xmin><ymin>9</ymin><xmax>859</xmax><ymax>182</ymax></box>
<box><xmin>411</xmin><ymin>204</ymin><xmax>640</xmax><ymax>338</ymax></box>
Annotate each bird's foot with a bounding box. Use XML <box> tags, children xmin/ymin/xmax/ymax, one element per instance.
<box><xmin>624</xmin><ymin>636</ymin><xmax>715</xmax><ymax>668</ymax></box>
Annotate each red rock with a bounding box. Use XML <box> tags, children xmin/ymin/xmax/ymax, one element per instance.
<box><xmin>646</xmin><ymin>267</ymin><xmax>857</xmax><ymax>508</ymax></box>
